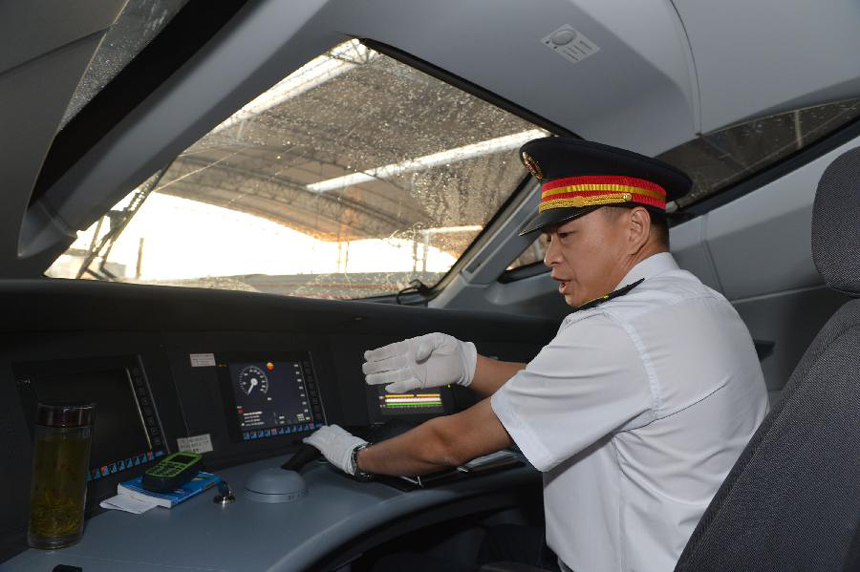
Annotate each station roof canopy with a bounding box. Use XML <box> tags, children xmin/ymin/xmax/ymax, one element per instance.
<box><xmin>152</xmin><ymin>40</ymin><xmax>546</xmax><ymax>249</ymax></box>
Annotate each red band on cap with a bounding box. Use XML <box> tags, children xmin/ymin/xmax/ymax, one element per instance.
<box><xmin>542</xmin><ymin>175</ymin><xmax>666</xmax><ymax>196</ymax></box>
<box><xmin>538</xmin><ymin>175</ymin><xmax>667</xmax><ymax>213</ymax></box>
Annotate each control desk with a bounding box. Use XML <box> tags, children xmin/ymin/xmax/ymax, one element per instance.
<box><xmin>0</xmin><ymin>281</ymin><xmax>556</xmax><ymax>571</ymax></box>
<box><xmin>3</xmin><ymin>453</ymin><xmax>537</xmax><ymax>572</ymax></box>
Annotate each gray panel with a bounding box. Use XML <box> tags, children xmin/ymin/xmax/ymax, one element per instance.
<box><xmin>0</xmin><ymin>33</ymin><xmax>105</xmax><ymax>277</ymax></box>
<box><xmin>673</xmin><ymin>0</ymin><xmax>860</xmax><ymax>132</ymax></box>
<box><xmin>0</xmin><ymin>0</ymin><xmax>125</xmax><ymax>74</ymax></box>
<box><xmin>325</xmin><ymin>0</ymin><xmax>698</xmax><ymax>154</ymax></box>
<box><xmin>484</xmin><ymin>275</ymin><xmax>570</xmax><ymax>320</ymax></box>
<box><xmin>460</xmin><ymin>182</ymin><xmax>542</xmax><ymax>286</ymax></box>
<box><xmin>706</xmin><ymin>136</ymin><xmax>860</xmax><ymax>301</ymax></box>
<box><xmin>437</xmin><ymin>273</ymin><xmax>570</xmax><ymax>321</ymax></box>
<box><xmin>733</xmin><ymin>286</ymin><xmax>849</xmax><ymax>392</ymax></box>
<box><xmin>431</xmin><ymin>180</ymin><xmax>544</xmax><ymax>311</ymax></box>
<box><xmin>1</xmin><ymin>455</ymin><xmax>537</xmax><ymax>572</ymax></box>
<box><xmin>669</xmin><ymin>216</ymin><xmax>722</xmax><ymax>292</ymax></box>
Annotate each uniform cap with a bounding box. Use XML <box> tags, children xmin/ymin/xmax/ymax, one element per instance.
<box><xmin>519</xmin><ymin>138</ymin><xmax>692</xmax><ymax>235</ymax></box>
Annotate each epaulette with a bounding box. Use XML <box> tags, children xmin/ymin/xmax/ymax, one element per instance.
<box><xmin>573</xmin><ymin>278</ymin><xmax>644</xmax><ymax>313</ymax></box>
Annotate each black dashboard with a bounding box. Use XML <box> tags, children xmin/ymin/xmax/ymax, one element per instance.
<box><xmin>0</xmin><ymin>279</ymin><xmax>557</xmax><ymax>568</ymax></box>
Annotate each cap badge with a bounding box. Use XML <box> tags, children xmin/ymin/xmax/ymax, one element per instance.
<box><xmin>522</xmin><ymin>152</ymin><xmax>543</xmax><ymax>180</ymax></box>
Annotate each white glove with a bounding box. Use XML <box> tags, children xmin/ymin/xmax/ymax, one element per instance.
<box><xmin>303</xmin><ymin>425</ymin><xmax>367</xmax><ymax>475</ymax></box>
<box><xmin>363</xmin><ymin>332</ymin><xmax>477</xmax><ymax>394</ymax></box>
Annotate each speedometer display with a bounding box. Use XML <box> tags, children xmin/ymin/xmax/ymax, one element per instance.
<box><xmin>238</xmin><ymin>365</ymin><xmax>268</xmax><ymax>395</ymax></box>
<box><xmin>225</xmin><ymin>358</ymin><xmax>321</xmax><ymax>440</ymax></box>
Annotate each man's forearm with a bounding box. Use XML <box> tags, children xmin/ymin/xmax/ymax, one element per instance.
<box><xmin>356</xmin><ymin>417</ymin><xmax>462</xmax><ymax>476</ymax></box>
<box><xmin>356</xmin><ymin>398</ymin><xmax>513</xmax><ymax>477</ymax></box>
<box><xmin>469</xmin><ymin>355</ymin><xmax>527</xmax><ymax>397</ymax></box>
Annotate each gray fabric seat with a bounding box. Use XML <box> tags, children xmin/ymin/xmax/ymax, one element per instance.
<box><xmin>675</xmin><ymin>147</ymin><xmax>860</xmax><ymax>571</ymax></box>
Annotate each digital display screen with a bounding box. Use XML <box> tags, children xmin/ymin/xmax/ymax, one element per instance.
<box><xmin>376</xmin><ymin>385</ymin><xmax>445</xmax><ymax>416</ymax></box>
<box><xmin>227</xmin><ymin>360</ymin><xmax>318</xmax><ymax>439</ymax></box>
<box><xmin>170</xmin><ymin>454</ymin><xmax>196</xmax><ymax>464</ymax></box>
<box><xmin>18</xmin><ymin>367</ymin><xmax>154</xmax><ymax>475</ymax></box>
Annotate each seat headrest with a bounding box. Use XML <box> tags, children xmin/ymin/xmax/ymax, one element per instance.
<box><xmin>812</xmin><ymin>146</ymin><xmax>860</xmax><ymax>296</ymax></box>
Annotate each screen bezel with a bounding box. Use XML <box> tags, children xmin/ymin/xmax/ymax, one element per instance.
<box><xmin>216</xmin><ymin>351</ymin><xmax>325</xmax><ymax>444</ymax></box>
<box><xmin>364</xmin><ymin>383</ymin><xmax>454</xmax><ymax>424</ymax></box>
<box><xmin>14</xmin><ymin>355</ymin><xmax>163</xmax><ymax>477</ymax></box>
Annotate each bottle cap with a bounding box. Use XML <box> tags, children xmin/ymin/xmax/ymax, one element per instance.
<box><xmin>36</xmin><ymin>403</ymin><xmax>95</xmax><ymax>428</ymax></box>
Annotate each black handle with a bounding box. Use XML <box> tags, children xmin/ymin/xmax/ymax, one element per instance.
<box><xmin>281</xmin><ymin>443</ymin><xmax>321</xmax><ymax>472</ymax></box>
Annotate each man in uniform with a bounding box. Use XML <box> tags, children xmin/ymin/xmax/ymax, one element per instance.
<box><xmin>304</xmin><ymin>138</ymin><xmax>769</xmax><ymax>571</ymax></box>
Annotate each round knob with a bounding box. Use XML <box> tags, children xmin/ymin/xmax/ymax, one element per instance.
<box><xmin>244</xmin><ymin>468</ymin><xmax>308</xmax><ymax>503</ymax></box>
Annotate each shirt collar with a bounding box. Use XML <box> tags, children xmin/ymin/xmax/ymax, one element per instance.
<box><xmin>614</xmin><ymin>252</ymin><xmax>679</xmax><ymax>290</ymax></box>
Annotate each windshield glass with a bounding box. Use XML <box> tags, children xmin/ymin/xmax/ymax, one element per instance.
<box><xmin>47</xmin><ymin>40</ymin><xmax>549</xmax><ymax>298</ymax></box>
<box><xmin>663</xmin><ymin>98</ymin><xmax>860</xmax><ymax>208</ymax></box>
<box><xmin>506</xmin><ymin>98</ymin><xmax>860</xmax><ymax>274</ymax></box>
<box><xmin>60</xmin><ymin>0</ymin><xmax>188</xmax><ymax>130</ymax></box>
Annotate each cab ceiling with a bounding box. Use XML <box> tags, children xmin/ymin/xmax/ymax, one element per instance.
<box><xmin>2</xmin><ymin>0</ymin><xmax>860</xmax><ymax>277</ymax></box>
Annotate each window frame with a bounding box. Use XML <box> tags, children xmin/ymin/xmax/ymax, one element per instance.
<box><xmin>680</xmin><ymin>111</ymin><xmax>860</xmax><ymax>216</ymax></box>
<box><xmin>29</xmin><ymin>0</ymin><xmax>860</xmax><ymax>295</ymax></box>
<box><xmin>30</xmin><ymin>0</ymin><xmax>251</xmax><ymax>208</ymax></box>
<box><xmin>42</xmin><ymin>32</ymin><xmax>575</xmax><ymax>301</ymax></box>
<box><xmin>499</xmin><ymin>110</ymin><xmax>860</xmax><ymax>283</ymax></box>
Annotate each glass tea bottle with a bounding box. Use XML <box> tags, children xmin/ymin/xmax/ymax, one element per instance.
<box><xmin>27</xmin><ymin>403</ymin><xmax>94</xmax><ymax>549</ymax></box>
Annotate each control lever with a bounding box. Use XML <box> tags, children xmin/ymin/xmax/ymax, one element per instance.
<box><xmin>281</xmin><ymin>443</ymin><xmax>321</xmax><ymax>472</ymax></box>
<box><xmin>279</xmin><ymin>421</ymin><xmax>415</xmax><ymax>472</ymax></box>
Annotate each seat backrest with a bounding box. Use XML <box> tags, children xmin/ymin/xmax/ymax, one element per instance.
<box><xmin>675</xmin><ymin>147</ymin><xmax>860</xmax><ymax>571</ymax></box>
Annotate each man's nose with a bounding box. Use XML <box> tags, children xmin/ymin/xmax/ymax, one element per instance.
<box><xmin>543</xmin><ymin>237</ymin><xmax>559</xmax><ymax>267</ymax></box>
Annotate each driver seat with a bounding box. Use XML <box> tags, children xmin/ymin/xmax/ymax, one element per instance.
<box><xmin>674</xmin><ymin>146</ymin><xmax>860</xmax><ymax>571</ymax></box>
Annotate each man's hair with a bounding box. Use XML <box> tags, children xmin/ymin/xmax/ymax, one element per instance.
<box><xmin>601</xmin><ymin>206</ymin><xmax>669</xmax><ymax>249</ymax></box>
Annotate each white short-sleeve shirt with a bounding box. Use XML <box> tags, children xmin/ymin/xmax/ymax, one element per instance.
<box><xmin>491</xmin><ymin>252</ymin><xmax>769</xmax><ymax>572</ymax></box>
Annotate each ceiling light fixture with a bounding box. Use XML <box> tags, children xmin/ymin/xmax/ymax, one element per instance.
<box><xmin>306</xmin><ymin>128</ymin><xmax>548</xmax><ymax>193</ymax></box>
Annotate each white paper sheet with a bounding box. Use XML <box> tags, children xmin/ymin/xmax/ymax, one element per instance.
<box><xmin>99</xmin><ymin>494</ymin><xmax>158</xmax><ymax>514</ymax></box>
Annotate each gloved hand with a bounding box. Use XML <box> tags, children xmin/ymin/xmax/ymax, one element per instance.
<box><xmin>303</xmin><ymin>425</ymin><xmax>367</xmax><ymax>475</ymax></box>
<box><xmin>363</xmin><ymin>332</ymin><xmax>477</xmax><ymax>393</ymax></box>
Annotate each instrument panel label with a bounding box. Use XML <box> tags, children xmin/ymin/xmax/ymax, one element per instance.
<box><xmin>189</xmin><ymin>353</ymin><xmax>216</xmax><ymax>368</ymax></box>
<box><xmin>177</xmin><ymin>433</ymin><xmax>214</xmax><ymax>454</ymax></box>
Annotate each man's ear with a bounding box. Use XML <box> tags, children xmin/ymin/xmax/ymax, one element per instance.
<box><xmin>627</xmin><ymin>207</ymin><xmax>651</xmax><ymax>252</ymax></box>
